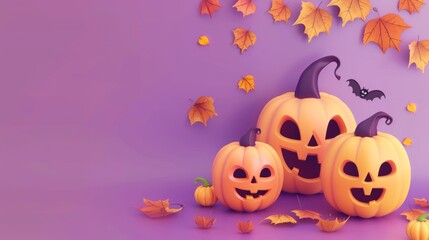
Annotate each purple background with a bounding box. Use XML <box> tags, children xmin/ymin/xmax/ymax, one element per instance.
<box><xmin>1</xmin><ymin>0</ymin><xmax>428</xmax><ymax>239</ymax></box>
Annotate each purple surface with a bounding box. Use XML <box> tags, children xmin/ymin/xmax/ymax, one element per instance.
<box><xmin>0</xmin><ymin>0</ymin><xmax>428</xmax><ymax>239</ymax></box>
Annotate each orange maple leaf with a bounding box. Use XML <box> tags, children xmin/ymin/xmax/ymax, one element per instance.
<box><xmin>232</xmin><ymin>28</ymin><xmax>256</xmax><ymax>53</ymax></box>
<box><xmin>293</xmin><ymin>2</ymin><xmax>333</xmax><ymax>42</ymax></box>
<box><xmin>291</xmin><ymin>209</ymin><xmax>322</xmax><ymax>220</ymax></box>
<box><xmin>238</xmin><ymin>75</ymin><xmax>255</xmax><ymax>93</ymax></box>
<box><xmin>398</xmin><ymin>0</ymin><xmax>426</xmax><ymax>14</ymax></box>
<box><xmin>268</xmin><ymin>0</ymin><xmax>292</xmax><ymax>23</ymax></box>
<box><xmin>401</xmin><ymin>209</ymin><xmax>426</xmax><ymax>221</ymax></box>
<box><xmin>316</xmin><ymin>217</ymin><xmax>349</xmax><ymax>232</ymax></box>
<box><xmin>233</xmin><ymin>0</ymin><xmax>256</xmax><ymax>17</ymax></box>
<box><xmin>139</xmin><ymin>199</ymin><xmax>184</xmax><ymax>218</ymax></box>
<box><xmin>262</xmin><ymin>214</ymin><xmax>297</xmax><ymax>225</ymax></box>
<box><xmin>409</xmin><ymin>39</ymin><xmax>429</xmax><ymax>73</ymax></box>
<box><xmin>188</xmin><ymin>96</ymin><xmax>218</xmax><ymax>126</ymax></box>
<box><xmin>200</xmin><ymin>0</ymin><xmax>222</xmax><ymax>17</ymax></box>
<box><xmin>237</xmin><ymin>220</ymin><xmax>254</xmax><ymax>233</ymax></box>
<box><xmin>363</xmin><ymin>12</ymin><xmax>411</xmax><ymax>53</ymax></box>
<box><xmin>415</xmin><ymin>198</ymin><xmax>429</xmax><ymax>207</ymax></box>
<box><xmin>328</xmin><ymin>0</ymin><xmax>371</xmax><ymax>27</ymax></box>
<box><xmin>195</xmin><ymin>216</ymin><xmax>216</xmax><ymax>229</ymax></box>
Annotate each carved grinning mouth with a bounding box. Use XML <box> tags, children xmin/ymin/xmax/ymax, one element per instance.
<box><xmin>281</xmin><ymin>149</ymin><xmax>320</xmax><ymax>179</ymax></box>
<box><xmin>351</xmin><ymin>188</ymin><xmax>384</xmax><ymax>204</ymax></box>
<box><xmin>235</xmin><ymin>188</ymin><xmax>268</xmax><ymax>199</ymax></box>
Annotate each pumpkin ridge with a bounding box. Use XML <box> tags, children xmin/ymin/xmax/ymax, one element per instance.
<box><xmin>219</xmin><ymin>144</ymin><xmax>241</xmax><ymax>209</ymax></box>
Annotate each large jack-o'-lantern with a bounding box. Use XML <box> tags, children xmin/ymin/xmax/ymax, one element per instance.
<box><xmin>211</xmin><ymin>128</ymin><xmax>284</xmax><ymax>212</ymax></box>
<box><xmin>257</xmin><ymin>56</ymin><xmax>356</xmax><ymax>194</ymax></box>
<box><xmin>320</xmin><ymin>112</ymin><xmax>411</xmax><ymax>218</ymax></box>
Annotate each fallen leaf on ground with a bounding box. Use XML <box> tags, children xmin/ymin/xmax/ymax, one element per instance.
<box><xmin>139</xmin><ymin>199</ymin><xmax>184</xmax><ymax>218</ymax></box>
<box><xmin>409</xmin><ymin>40</ymin><xmax>429</xmax><ymax>73</ymax></box>
<box><xmin>200</xmin><ymin>0</ymin><xmax>222</xmax><ymax>16</ymax></box>
<box><xmin>238</xmin><ymin>75</ymin><xmax>255</xmax><ymax>93</ymax></box>
<box><xmin>403</xmin><ymin>137</ymin><xmax>413</xmax><ymax>146</ymax></box>
<box><xmin>401</xmin><ymin>209</ymin><xmax>426</xmax><ymax>221</ymax></box>
<box><xmin>262</xmin><ymin>214</ymin><xmax>297</xmax><ymax>225</ymax></box>
<box><xmin>328</xmin><ymin>0</ymin><xmax>371</xmax><ymax>26</ymax></box>
<box><xmin>268</xmin><ymin>0</ymin><xmax>291</xmax><ymax>23</ymax></box>
<box><xmin>232</xmin><ymin>28</ymin><xmax>256</xmax><ymax>53</ymax></box>
<box><xmin>233</xmin><ymin>0</ymin><xmax>256</xmax><ymax>17</ymax></box>
<box><xmin>188</xmin><ymin>96</ymin><xmax>218</xmax><ymax>126</ymax></box>
<box><xmin>363</xmin><ymin>11</ymin><xmax>411</xmax><ymax>53</ymax></box>
<box><xmin>195</xmin><ymin>216</ymin><xmax>216</xmax><ymax>229</ymax></box>
<box><xmin>198</xmin><ymin>36</ymin><xmax>210</xmax><ymax>46</ymax></box>
<box><xmin>415</xmin><ymin>198</ymin><xmax>429</xmax><ymax>207</ymax></box>
<box><xmin>291</xmin><ymin>209</ymin><xmax>322</xmax><ymax>220</ymax></box>
<box><xmin>398</xmin><ymin>0</ymin><xmax>426</xmax><ymax>14</ymax></box>
<box><xmin>316</xmin><ymin>217</ymin><xmax>349</xmax><ymax>232</ymax></box>
<box><xmin>294</xmin><ymin>2</ymin><xmax>333</xmax><ymax>42</ymax></box>
<box><xmin>406</xmin><ymin>103</ymin><xmax>417</xmax><ymax>113</ymax></box>
<box><xmin>237</xmin><ymin>220</ymin><xmax>254</xmax><ymax>233</ymax></box>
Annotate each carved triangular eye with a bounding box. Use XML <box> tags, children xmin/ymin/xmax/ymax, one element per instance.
<box><xmin>326</xmin><ymin>119</ymin><xmax>341</xmax><ymax>139</ymax></box>
<box><xmin>280</xmin><ymin>120</ymin><xmax>301</xmax><ymax>140</ymax></box>
<box><xmin>343</xmin><ymin>162</ymin><xmax>359</xmax><ymax>177</ymax></box>
<box><xmin>379</xmin><ymin>162</ymin><xmax>393</xmax><ymax>176</ymax></box>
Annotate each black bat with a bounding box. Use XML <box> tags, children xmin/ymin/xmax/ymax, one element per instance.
<box><xmin>346</xmin><ymin>79</ymin><xmax>386</xmax><ymax>101</ymax></box>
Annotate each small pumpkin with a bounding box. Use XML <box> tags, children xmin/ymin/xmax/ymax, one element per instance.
<box><xmin>320</xmin><ymin>112</ymin><xmax>411</xmax><ymax>218</ymax></box>
<box><xmin>211</xmin><ymin>128</ymin><xmax>284</xmax><ymax>212</ymax></box>
<box><xmin>194</xmin><ymin>177</ymin><xmax>217</xmax><ymax>207</ymax></box>
<box><xmin>257</xmin><ymin>56</ymin><xmax>356</xmax><ymax>194</ymax></box>
<box><xmin>406</xmin><ymin>213</ymin><xmax>429</xmax><ymax>240</ymax></box>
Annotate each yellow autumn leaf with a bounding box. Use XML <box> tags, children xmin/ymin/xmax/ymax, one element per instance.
<box><xmin>415</xmin><ymin>198</ymin><xmax>429</xmax><ymax>207</ymax></box>
<box><xmin>398</xmin><ymin>0</ymin><xmax>426</xmax><ymax>14</ymax></box>
<box><xmin>262</xmin><ymin>214</ymin><xmax>297</xmax><ymax>225</ymax></box>
<box><xmin>409</xmin><ymin>40</ymin><xmax>429</xmax><ymax>73</ymax></box>
<box><xmin>406</xmin><ymin>103</ymin><xmax>417</xmax><ymax>113</ymax></box>
<box><xmin>233</xmin><ymin>0</ymin><xmax>256</xmax><ymax>17</ymax></box>
<box><xmin>401</xmin><ymin>209</ymin><xmax>426</xmax><ymax>221</ymax></box>
<box><xmin>268</xmin><ymin>0</ymin><xmax>292</xmax><ymax>23</ymax></box>
<box><xmin>198</xmin><ymin>36</ymin><xmax>210</xmax><ymax>46</ymax></box>
<box><xmin>232</xmin><ymin>28</ymin><xmax>256</xmax><ymax>53</ymax></box>
<box><xmin>237</xmin><ymin>220</ymin><xmax>254</xmax><ymax>233</ymax></box>
<box><xmin>238</xmin><ymin>75</ymin><xmax>255</xmax><ymax>93</ymax></box>
<box><xmin>293</xmin><ymin>2</ymin><xmax>333</xmax><ymax>42</ymax></box>
<box><xmin>403</xmin><ymin>137</ymin><xmax>413</xmax><ymax>146</ymax></box>
<box><xmin>328</xmin><ymin>0</ymin><xmax>371</xmax><ymax>27</ymax></box>
<box><xmin>291</xmin><ymin>209</ymin><xmax>322</xmax><ymax>220</ymax></box>
<box><xmin>316</xmin><ymin>217</ymin><xmax>349</xmax><ymax>232</ymax></box>
<box><xmin>139</xmin><ymin>199</ymin><xmax>184</xmax><ymax>218</ymax></box>
<box><xmin>188</xmin><ymin>96</ymin><xmax>218</xmax><ymax>126</ymax></box>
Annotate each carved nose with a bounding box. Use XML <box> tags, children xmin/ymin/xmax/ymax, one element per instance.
<box><xmin>251</xmin><ymin>176</ymin><xmax>257</xmax><ymax>183</ymax></box>
<box><xmin>308</xmin><ymin>135</ymin><xmax>318</xmax><ymax>146</ymax></box>
<box><xmin>364</xmin><ymin>173</ymin><xmax>372</xmax><ymax>182</ymax></box>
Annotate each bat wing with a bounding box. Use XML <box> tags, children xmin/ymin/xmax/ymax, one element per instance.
<box><xmin>346</xmin><ymin>79</ymin><xmax>361</xmax><ymax>97</ymax></box>
<box><xmin>365</xmin><ymin>90</ymin><xmax>386</xmax><ymax>101</ymax></box>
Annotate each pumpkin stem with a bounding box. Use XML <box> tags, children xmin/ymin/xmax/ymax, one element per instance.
<box><xmin>417</xmin><ymin>213</ymin><xmax>429</xmax><ymax>222</ymax></box>
<box><xmin>194</xmin><ymin>177</ymin><xmax>211</xmax><ymax>187</ymax></box>
<box><xmin>354</xmin><ymin>112</ymin><xmax>393</xmax><ymax>137</ymax></box>
<box><xmin>295</xmin><ymin>55</ymin><xmax>341</xmax><ymax>99</ymax></box>
<box><xmin>239</xmin><ymin>128</ymin><xmax>261</xmax><ymax>147</ymax></box>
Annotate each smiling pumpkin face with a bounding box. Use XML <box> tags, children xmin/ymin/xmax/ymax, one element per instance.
<box><xmin>321</xmin><ymin>112</ymin><xmax>411</xmax><ymax>218</ymax></box>
<box><xmin>212</xmin><ymin>129</ymin><xmax>284</xmax><ymax>212</ymax></box>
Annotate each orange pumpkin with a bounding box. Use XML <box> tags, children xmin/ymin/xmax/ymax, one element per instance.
<box><xmin>406</xmin><ymin>213</ymin><xmax>429</xmax><ymax>240</ymax></box>
<box><xmin>211</xmin><ymin>128</ymin><xmax>283</xmax><ymax>212</ymax></box>
<box><xmin>257</xmin><ymin>56</ymin><xmax>356</xmax><ymax>194</ymax></box>
<box><xmin>194</xmin><ymin>177</ymin><xmax>217</xmax><ymax>207</ymax></box>
<box><xmin>321</xmin><ymin>112</ymin><xmax>411</xmax><ymax>218</ymax></box>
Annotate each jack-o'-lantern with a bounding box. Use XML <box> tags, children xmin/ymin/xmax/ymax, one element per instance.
<box><xmin>320</xmin><ymin>112</ymin><xmax>411</xmax><ymax>218</ymax></box>
<box><xmin>257</xmin><ymin>56</ymin><xmax>356</xmax><ymax>194</ymax></box>
<box><xmin>212</xmin><ymin>128</ymin><xmax>284</xmax><ymax>212</ymax></box>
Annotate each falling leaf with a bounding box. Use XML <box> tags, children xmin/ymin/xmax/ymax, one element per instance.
<box><xmin>200</xmin><ymin>0</ymin><xmax>222</xmax><ymax>17</ymax></box>
<box><xmin>268</xmin><ymin>0</ymin><xmax>292</xmax><ymax>23</ymax></box>
<box><xmin>233</xmin><ymin>0</ymin><xmax>256</xmax><ymax>17</ymax></box>
<box><xmin>237</xmin><ymin>220</ymin><xmax>254</xmax><ymax>233</ymax></box>
<box><xmin>195</xmin><ymin>216</ymin><xmax>216</xmax><ymax>229</ymax></box>
<box><xmin>291</xmin><ymin>209</ymin><xmax>322</xmax><ymax>220</ymax></box>
<box><xmin>139</xmin><ymin>199</ymin><xmax>184</xmax><ymax>218</ymax></box>
<box><xmin>398</xmin><ymin>0</ymin><xmax>426</xmax><ymax>14</ymax></box>
<box><xmin>409</xmin><ymin>40</ymin><xmax>429</xmax><ymax>73</ymax></box>
<box><xmin>198</xmin><ymin>36</ymin><xmax>210</xmax><ymax>46</ymax></box>
<box><xmin>401</xmin><ymin>209</ymin><xmax>426</xmax><ymax>221</ymax></box>
<box><xmin>316</xmin><ymin>217</ymin><xmax>349</xmax><ymax>232</ymax></box>
<box><xmin>188</xmin><ymin>96</ymin><xmax>218</xmax><ymax>126</ymax></box>
<box><xmin>328</xmin><ymin>0</ymin><xmax>371</xmax><ymax>27</ymax></box>
<box><xmin>403</xmin><ymin>137</ymin><xmax>413</xmax><ymax>146</ymax></box>
<box><xmin>415</xmin><ymin>198</ymin><xmax>429</xmax><ymax>207</ymax></box>
<box><xmin>293</xmin><ymin>2</ymin><xmax>333</xmax><ymax>42</ymax></box>
<box><xmin>406</xmin><ymin>103</ymin><xmax>417</xmax><ymax>113</ymax></box>
<box><xmin>262</xmin><ymin>214</ymin><xmax>297</xmax><ymax>225</ymax></box>
<box><xmin>232</xmin><ymin>28</ymin><xmax>256</xmax><ymax>53</ymax></box>
<box><xmin>238</xmin><ymin>75</ymin><xmax>255</xmax><ymax>93</ymax></box>
<box><xmin>363</xmin><ymin>12</ymin><xmax>411</xmax><ymax>53</ymax></box>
